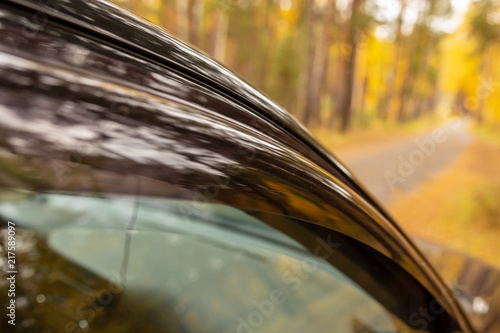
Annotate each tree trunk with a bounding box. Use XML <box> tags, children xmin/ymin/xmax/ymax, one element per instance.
<box><xmin>328</xmin><ymin>47</ymin><xmax>344</xmax><ymax>128</ymax></box>
<box><xmin>207</xmin><ymin>9</ymin><xmax>218</xmax><ymax>56</ymax></box>
<box><xmin>397</xmin><ymin>7</ymin><xmax>423</xmax><ymax>123</ymax></box>
<box><xmin>338</xmin><ymin>36</ymin><xmax>358</xmax><ymax>132</ymax></box>
<box><xmin>176</xmin><ymin>0</ymin><xmax>189</xmax><ymax>40</ymax></box>
<box><xmin>476</xmin><ymin>54</ymin><xmax>493</xmax><ymax>123</ymax></box>
<box><xmin>410</xmin><ymin>34</ymin><xmax>433</xmax><ymax>119</ymax></box>
<box><xmin>213</xmin><ymin>9</ymin><xmax>229</xmax><ymax>63</ymax></box>
<box><xmin>303</xmin><ymin>0</ymin><xmax>336</xmax><ymax>128</ymax></box>
<box><xmin>379</xmin><ymin>0</ymin><xmax>406</xmax><ymax>121</ymax></box>
<box><xmin>397</xmin><ymin>49</ymin><xmax>413</xmax><ymax>122</ymax></box>
<box><xmin>337</xmin><ymin>0</ymin><xmax>363</xmax><ymax>132</ymax></box>
<box><xmin>256</xmin><ymin>3</ymin><xmax>271</xmax><ymax>91</ymax></box>
<box><xmin>358</xmin><ymin>73</ymin><xmax>369</xmax><ymax>124</ymax></box>
<box><xmin>316</xmin><ymin>0</ymin><xmax>335</xmax><ymax>124</ymax></box>
<box><xmin>303</xmin><ymin>0</ymin><xmax>319</xmax><ymax>127</ymax></box>
<box><xmin>243</xmin><ymin>7</ymin><xmax>257</xmax><ymax>83</ymax></box>
<box><xmin>159</xmin><ymin>0</ymin><xmax>177</xmax><ymax>33</ymax></box>
<box><xmin>189</xmin><ymin>0</ymin><xmax>204</xmax><ymax>47</ymax></box>
<box><xmin>397</xmin><ymin>34</ymin><xmax>417</xmax><ymax>122</ymax></box>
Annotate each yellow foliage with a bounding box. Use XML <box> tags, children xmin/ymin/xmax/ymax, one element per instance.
<box><xmin>439</xmin><ymin>30</ymin><xmax>481</xmax><ymax>96</ymax></box>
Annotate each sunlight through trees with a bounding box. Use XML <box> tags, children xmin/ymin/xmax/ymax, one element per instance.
<box><xmin>112</xmin><ymin>0</ymin><xmax>500</xmax><ymax>132</ymax></box>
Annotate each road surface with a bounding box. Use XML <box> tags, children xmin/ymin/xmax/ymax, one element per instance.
<box><xmin>336</xmin><ymin>120</ymin><xmax>473</xmax><ymax>206</ymax></box>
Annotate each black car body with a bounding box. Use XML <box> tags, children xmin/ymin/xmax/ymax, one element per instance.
<box><xmin>0</xmin><ymin>0</ymin><xmax>498</xmax><ymax>332</ymax></box>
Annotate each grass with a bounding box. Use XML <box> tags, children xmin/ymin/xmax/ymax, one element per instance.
<box><xmin>388</xmin><ymin>124</ymin><xmax>500</xmax><ymax>267</ymax></box>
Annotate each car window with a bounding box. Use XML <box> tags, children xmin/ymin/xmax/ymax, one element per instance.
<box><xmin>1</xmin><ymin>191</ymin><xmax>455</xmax><ymax>333</ymax></box>
<box><xmin>0</xmin><ymin>3</ymin><xmax>464</xmax><ymax>331</ymax></box>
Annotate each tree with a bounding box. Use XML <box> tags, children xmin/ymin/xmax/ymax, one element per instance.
<box><xmin>303</xmin><ymin>0</ymin><xmax>320</xmax><ymax>127</ymax></box>
<box><xmin>189</xmin><ymin>0</ymin><xmax>205</xmax><ymax>46</ymax></box>
<box><xmin>468</xmin><ymin>0</ymin><xmax>500</xmax><ymax>122</ymax></box>
<box><xmin>159</xmin><ymin>0</ymin><xmax>177</xmax><ymax>33</ymax></box>
<box><xmin>379</xmin><ymin>0</ymin><xmax>407</xmax><ymax>121</ymax></box>
<box><xmin>303</xmin><ymin>0</ymin><xmax>336</xmax><ymax>128</ymax></box>
<box><xmin>176</xmin><ymin>0</ymin><xmax>189</xmax><ymax>40</ymax></box>
<box><xmin>396</xmin><ymin>0</ymin><xmax>452</xmax><ymax>122</ymax></box>
<box><xmin>337</xmin><ymin>0</ymin><xmax>365</xmax><ymax>132</ymax></box>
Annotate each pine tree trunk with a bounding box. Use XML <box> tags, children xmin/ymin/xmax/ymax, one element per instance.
<box><xmin>303</xmin><ymin>0</ymin><xmax>319</xmax><ymax>127</ymax></box>
<box><xmin>159</xmin><ymin>0</ymin><xmax>176</xmax><ymax>33</ymax></box>
<box><xmin>214</xmin><ymin>9</ymin><xmax>228</xmax><ymax>63</ymax></box>
<box><xmin>379</xmin><ymin>0</ymin><xmax>406</xmax><ymax>121</ymax></box>
<box><xmin>315</xmin><ymin>0</ymin><xmax>335</xmax><ymax>124</ymax></box>
<box><xmin>189</xmin><ymin>0</ymin><xmax>204</xmax><ymax>47</ymax></box>
<box><xmin>337</xmin><ymin>0</ymin><xmax>363</xmax><ymax>132</ymax></box>
<box><xmin>176</xmin><ymin>0</ymin><xmax>189</xmax><ymax>40</ymax></box>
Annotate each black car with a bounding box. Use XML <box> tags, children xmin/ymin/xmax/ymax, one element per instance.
<box><xmin>0</xmin><ymin>0</ymin><xmax>498</xmax><ymax>332</ymax></box>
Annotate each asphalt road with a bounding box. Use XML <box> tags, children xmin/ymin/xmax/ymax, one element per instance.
<box><xmin>337</xmin><ymin>120</ymin><xmax>473</xmax><ymax>206</ymax></box>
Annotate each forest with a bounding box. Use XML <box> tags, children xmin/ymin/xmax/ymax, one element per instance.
<box><xmin>112</xmin><ymin>0</ymin><xmax>500</xmax><ymax>132</ymax></box>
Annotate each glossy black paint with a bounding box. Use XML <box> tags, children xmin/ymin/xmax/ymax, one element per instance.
<box><xmin>7</xmin><ymin>0</ymin><xmax>389</xmax><ymax>216</ymax></box>
<box><xmin>0</xmin><ymin>0</ymin><xmax>483</xmax><ymax>332</ymax></box>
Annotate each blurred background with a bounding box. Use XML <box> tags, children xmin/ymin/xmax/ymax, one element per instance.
<box><xmin>112</xmin><ymin>0</ymin><xmax>500</xmax><ymax>267</ymax></box>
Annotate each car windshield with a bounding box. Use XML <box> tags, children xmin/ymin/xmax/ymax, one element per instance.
<box><xmin>0</xmin><ymin>190</ymin><xmax>423</xmax><ymax>333</ymax></box>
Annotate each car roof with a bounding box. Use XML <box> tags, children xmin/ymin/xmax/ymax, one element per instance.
<box><xmin>6</xmin><ymin>0</ymin><xmax>393</xmax><ymax>216</ymax></box>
